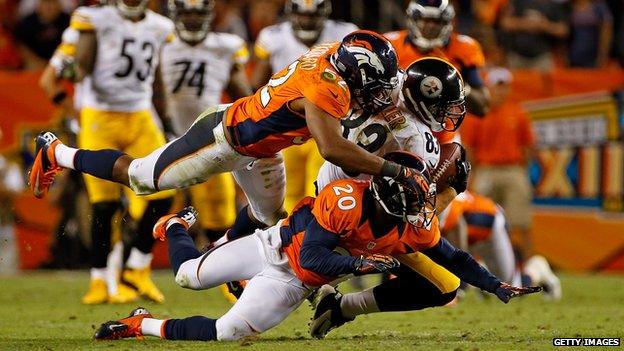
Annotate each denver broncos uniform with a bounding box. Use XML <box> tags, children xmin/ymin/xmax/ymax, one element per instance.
<box><xmin>254</xmin><ymin>20</ymin><xmax>358</xmax><ymax>212</ymax></box>
<box><xmin>439</xmin><ymin>191</ymin><xmax>521</xmax><ymax>285</ymax></box>
<box><xmin>161</xmin><ymin>32</ymin><xmax>249</xmax><ymax>231</ymax></box>
<box><xmin>385</xmin><ymin>30</ymin><xmax>485</xmax><ymax>144</ymax></box>
<box><xmin>127</xmin><ymin>42</ymin><xmax>351</xmax><ymax>226</ymax></box>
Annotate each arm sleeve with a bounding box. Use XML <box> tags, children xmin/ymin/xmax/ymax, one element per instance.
<box><xmin>299</xmin><ymin>218</ymin><xmax>358</xmax><ymax>276</ymax></box>
<box><xmin>254</xmin><ymin>28</ymin><xmax>274</xmax><ymax>60</ymax></box>
<box><xmin>422</xmin><ymin>237</ymin><xmax>501</xmax><ymax>293</ymax></box>
<box><xmin>70</xmin><ymin>7</ymin><xmax>96</xmax><ymax>32</ymax></box>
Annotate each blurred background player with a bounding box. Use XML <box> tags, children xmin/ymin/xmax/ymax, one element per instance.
<box><xmin>439</xmin><ymin>190</ymin><xmax>561</xmax><ymax>300</ymax></box>
<box><xmin>461</xmin><ymin>68</ymin><xmax>535</xmax><ymax>259</ymax></box>
<box><xmin>65</xmin><ymin>0</ymin><xmax>176</xmax><ymax>304</ymax></box>
<box><xmin>252</xmin><ymin>0</ymin><xmax>357</xmax><ymax>213</ymax></box>
<box><xmin>385</xmin><ymin>0</ymin><xmax>490</xmax><ymax>145</ymax></box>
<box><xmin>162</xmin><ymin>0</ymin><xmax>251</xmax><ymax>248</ymax></box>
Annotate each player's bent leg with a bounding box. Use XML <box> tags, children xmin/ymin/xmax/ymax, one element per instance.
<box><xmin>230</xmin><ymin>154</ymin><xmax>286</xmax><ymax>239</ymax></box>
<box><xmin>215</xmin><ymin>267</ymin><xmax>310</xmax><ymax>341</ymax></box>
<box><xmin>175</xmin><ymin>234</ymin><xmax>265</xmax><ymax>290</ymax></box>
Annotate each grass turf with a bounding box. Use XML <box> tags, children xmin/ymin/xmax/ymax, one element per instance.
<box><xmin>0</xmin><ymin>271</ymin><xmax>622</xmax><ymax>350</ymax></box>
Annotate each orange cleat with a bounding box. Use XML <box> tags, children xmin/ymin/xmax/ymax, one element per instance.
<box><xmin>94</xmin><ymin>307</ymin><xmax>152</xmax><ymax>340</ymax></box>
<box><xmin>152</xmin><ymin>206</ymin><xmax>198</xmax><ymax>241</ymax></box>
<box><xmin>28</xmin><ymin>132</ymin><xmax>62</xmax><ymax>199</ymax></box>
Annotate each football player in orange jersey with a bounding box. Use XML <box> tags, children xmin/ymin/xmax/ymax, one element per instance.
<box><xmin>385</xmin><ymin>0</ymin><xmax>490</xmax><ymax>144</ymax></box>
<box><xmin>439</xmin><ymin>191</ymin><xmax>561</xmax><ymax>300</ymax></box>
<box><xmin>91</xmin><ymin>152</ymin><xmax>539</xmax><ymax>342</ymax></box>
<box><xmin>30</xmin><ymin>30</ymin><xmax>434</xmax><ymax>241</ymax></box>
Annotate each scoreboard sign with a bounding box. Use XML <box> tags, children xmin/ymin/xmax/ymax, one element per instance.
<box><xmin>525</xmin><ymin>91</ymin><xmax>623</xmax><ymax>211</ymax></box>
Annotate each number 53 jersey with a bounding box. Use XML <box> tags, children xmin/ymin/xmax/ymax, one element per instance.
<box><xmin>160</xmin><ymin>32</ymin><xmax>249</xmax><ymax>136</ymax></box>
<box><xmin>70</xmin><ymin>5</ymin><xmax>174</xmax><ymax>112</ymax></box>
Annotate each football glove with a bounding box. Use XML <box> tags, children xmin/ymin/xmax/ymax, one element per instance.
<box><xmin>449</xmin><ymin>144</ymin><xmax>471</xmax><ymax>194</ymax></box>
<box><xmin>353</xmin><ymin>254</ymin><xmax>400</xmax><ymax>276</ymax></box>
<box><xmin>495</xmin><ymin>282</ymin><xmax>542</xmax><ymax>303</ymax></box>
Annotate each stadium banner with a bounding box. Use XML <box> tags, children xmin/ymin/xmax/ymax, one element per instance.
<box><xmin>525</xmin><ymin>90</ymin><xmax>624</xmax><ymax>271</ymax></box>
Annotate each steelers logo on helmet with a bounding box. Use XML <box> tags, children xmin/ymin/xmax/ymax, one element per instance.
<box><xmin>420</xmin><ymin>76</ymin><xmax>443</xmax><ymax>98</ymax></box>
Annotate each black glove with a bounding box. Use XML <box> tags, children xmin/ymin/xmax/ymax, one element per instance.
<box><xmin>449</xmin><ymin>144</ymin><xmax>471</xmax><ymax>194</ymax></box>
<box><xmin>495</xmin><ymin>282</ymin><xmax>542</xmax><ymax>303</ymax></box>
<box><xmin>353</xmin><ymin>254</ymin><xmax>400</xmax><ymax>275</ymax></box>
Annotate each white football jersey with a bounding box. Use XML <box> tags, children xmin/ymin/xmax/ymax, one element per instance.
<box><xmin>255</xmin><ymin>20</ymin><xmax>357</xmax><ymax>74</ymax></box>
<box><xmin>70</xmin><ymin>6</ymin><xmax>174</xmax><ymax>112</ymax></box>
<box><xmin>161</xmin><ymin>32</ymin><xmax>249</xmax><ymax>135</ymax></box>
<box><xmin>315</xmin><ymin>81</ymin><xmax>441</xmax><ymax>191</ymax></box>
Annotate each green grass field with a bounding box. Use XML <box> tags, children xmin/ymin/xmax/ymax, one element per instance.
<box><xmin>0</xmin><ymin>271</ymin><xmax>622</xmax><ymax>350</ymax></box>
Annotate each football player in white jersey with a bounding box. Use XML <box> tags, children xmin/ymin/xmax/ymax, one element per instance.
<box><xmin>66</xmin><ymin>0</ymin><xmax>177</xmax><ymax>305</ymax></box>
<box><xmin>161</xmin><ymin>0</ymin><xmax>251</xmax><ymax>248</ymax></box>
<box><xmin>316</xmin><ymin>57</ymin><xmax>470</xmax><ymax>213</ymax></box>
<box><xmin>252</xmin><ymin>0</ymin><xmax>358</xmax><ymax>213</ymax></box>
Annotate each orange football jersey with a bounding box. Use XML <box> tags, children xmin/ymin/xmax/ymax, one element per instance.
<box><xmin>225</xmin><ymin>42</ymin><xmax>351</xmax><ymax>158</ymax></box>
<box><xmin>441</xmin><ymin>192</ymin><xmax>499</xmax><ymax>245</ymax></box>
<box><xmin>280</xmin><ymin>179</ymin><xmax>441</xmax><ymax>287</ymax></box>
<box><xmin>384</xmin><ymin>30</ymin><xmax>485</xmax><ymax>144</ymax></box>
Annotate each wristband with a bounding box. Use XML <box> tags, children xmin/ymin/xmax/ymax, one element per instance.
<box><xmin>52</xmin><ymin>91</ymin><xmax>68</xmax><ymax>105</ymax></box>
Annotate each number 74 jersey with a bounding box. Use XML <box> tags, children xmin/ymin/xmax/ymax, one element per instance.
<box><xmin>70</xmin><ymin>5</ymin><xmax>174</xmax><ymax>112</ymax></box>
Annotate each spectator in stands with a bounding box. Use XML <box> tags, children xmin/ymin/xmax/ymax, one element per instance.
<box><xmin>14</xmin><ymin>0</ymin><xmax>69</xmax><ymax>70</ymax></box>
<box><xmin>0</xmin><ymin>0</ymin><xmax>21</xmax><ymax>69</ymax></box>
<box><xmin>0</xmin><ymin>129</ymin><xmax>25</xmax><ymax>274</ymax></box>
<box><xmin>500</xmin><ymin>0</ymin><xmax>569</xmax><ymax>72</ymax></box>
<box><xmin>461</xmin><ymin>68</ymin><xmax>536</xmax><ymax>259</ymax></box>
<box><xmin>568</xmin><ymin>0</ymin><xmax>613</xmax><ymax>68</ymax></box>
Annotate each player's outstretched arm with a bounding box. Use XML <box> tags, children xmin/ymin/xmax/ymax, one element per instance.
<box><xmin>74</xmin><ymin>31</ymin><xmax>96</xmax><ymax>82</ymax></box>
<box><xmin>226</xmin><ymin>63</ymin><xmax>253</xmax><ymax>100</ymax></box>
<box><xmin>422</xmin><ymin>237</ymin><xmax>541</xmax><ymax>303</ymax></box>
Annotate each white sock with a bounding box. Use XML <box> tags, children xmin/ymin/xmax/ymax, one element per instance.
<box><xmin>340</xmin><ymin>288</ymin><xmax>379</xmax><ymax>319</ymax></box>
<box><xmin>106</xmin><ymin>242</ymin><xmax>124</xmax><ymax>295</ymax></box>
<box><xmin>126</xmin><ymin>247</ymin><xmax>153</xmax><ymax>269</ymax></box>
<box><xmin>90</xmin><ymin>268</ymin><xmax>106</xmax><ymax>281</ymax></box>
<box><xmin>141</xmin><ymin>318</ymin><xmax>166</xmax><ymax>338</ymax></box>
<box><xmin>54</xmin><ymin>143</ymin><xmax>78</xmax><ymax>169</ymax></box>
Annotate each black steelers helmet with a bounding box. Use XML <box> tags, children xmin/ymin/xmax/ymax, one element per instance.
<box><xmin>401</xmin><ymin>57</ymin><xmax>466</xmax><ymax>132</ymax></box>
<box><xmin>371</xmin><ymin>151</ymin><xmax>436</xmax><ymax>228</ymax></box>
<box><xmin>331</xmin><ymin>30</ymin><xmax>399</xmax><ymax>115</ymax></box>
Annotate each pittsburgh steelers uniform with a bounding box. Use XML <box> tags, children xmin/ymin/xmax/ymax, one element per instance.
<box><xmin>161</xmin><ymin>32</ymin><xmax>249</xmax><ymax>231</ymax></box>
<box><xmin>316</xmin><ymin>76</ymin><xmax>441</xmax><ymax>191</ymax></box>
<box><xmin>254</xmin><ymin>20</ymin><xmax>357</xmax><ymax>212</ymax></box>
<box><xmin>70</xmin><ymin>5</ymin><xmax>176</xmax><ymax>206</ymax></box>
<box><xmin>49</xmin><ymin>27</ymin><xmax>86</xmax><ymax>111</ymax></box>
<box><xmin>439</xmin><ymin>191</ymin><xmax>521</xmax><ymax>286</ymax></box>
<box><xmin>385</xmin><ymin>30</ymin><xmax>485</xmax><ymax>144</ymax></box>
<box><xmin>127</xmin><ymin>42</ymin><xmax>350</xmax><ymax>226</ymax></box>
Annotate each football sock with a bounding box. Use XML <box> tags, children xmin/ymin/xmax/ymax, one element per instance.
<box><xmin>54</xmin><ymin>143</ymin><xmax>78</xmax><ymax>169</ymax></box>
<box><xmin>74</xmin><ymin>149</ymin><xmax>126</xmax><ymax>180</ymax></box>
<box><xmin>106</xmin><ymin>241</ymin><xmax>124</xmax><ymax>295</ymax></box>
<box><xmin>228</xmin><ymin>205</ymin><xmax>264</xmax><ymax>240</ymax></box>
<box><xmin>141</xmin><ymin>318</ymin><xmax>166</xmax><ymax>338</ymax></box>
<box><xmin>340</xmin><ymin>289</ymin><xmax>379</xmax><ymax>319</ymax></box>
<box><xmin>163</xmin><ymin>316</ymin><xmax>217</xmax><ymax>341</ymax></box>
<box><xmin>90</xmin><ymin>268</ymin><xmax>106</xmax><ymax>281</ymax></box>
<box><xmin>131</xmin><ymin>198</ymin><xmax>173</xmax><ymax>256</ymax></box>
<box><xmin>126</xmin><ymin>247</ymin><xmax>152</xmax><ymax>270</ymax></box>
<box><xmin>167</xmin><ymin>223</ymin><xmax>201</xmax><ymax>276</ymax></box>
<box><xmin>90</xmin><ymin>201</ymin><xmax>120</xmax><ymax>269</ymax></box>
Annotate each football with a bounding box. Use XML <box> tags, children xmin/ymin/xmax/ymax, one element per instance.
<box><xmin>430</xmin><ymin>142</ymin><xmax>464</xmax><ymax>191</ymax></box>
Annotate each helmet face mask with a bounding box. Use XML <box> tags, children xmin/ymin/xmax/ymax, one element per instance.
<box><xmin>286</xmin><ymin>0</ymin><xmax>331</xmax><ymax>43</ymax></box>
<box><xmin>371</xmin><ymin>152</ymin><xmax>436</xmax><ymax>229</ymax></box>
<box><xmin>331</xmin><ymin>30</ymin><xmax>399</xmax><ymax>115</ymax></box>
<box><xmin>401</xmin><ymin>58</ymin><xmax>466</xmax><ymax>132</ymax></box>
<box><xmin>406</xmin><ymin>0</ymin><xmax>454</xmax><ymax>51</ymax></box>
<box><xmin>169</xmin><ymin>0</ymin><xmax>214</xmax><ymax>43</ymax></box>
<box><xmin>116</xmin><ymin>0</ymin><xmax>149</xmax><ymax>18</ymax></box>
